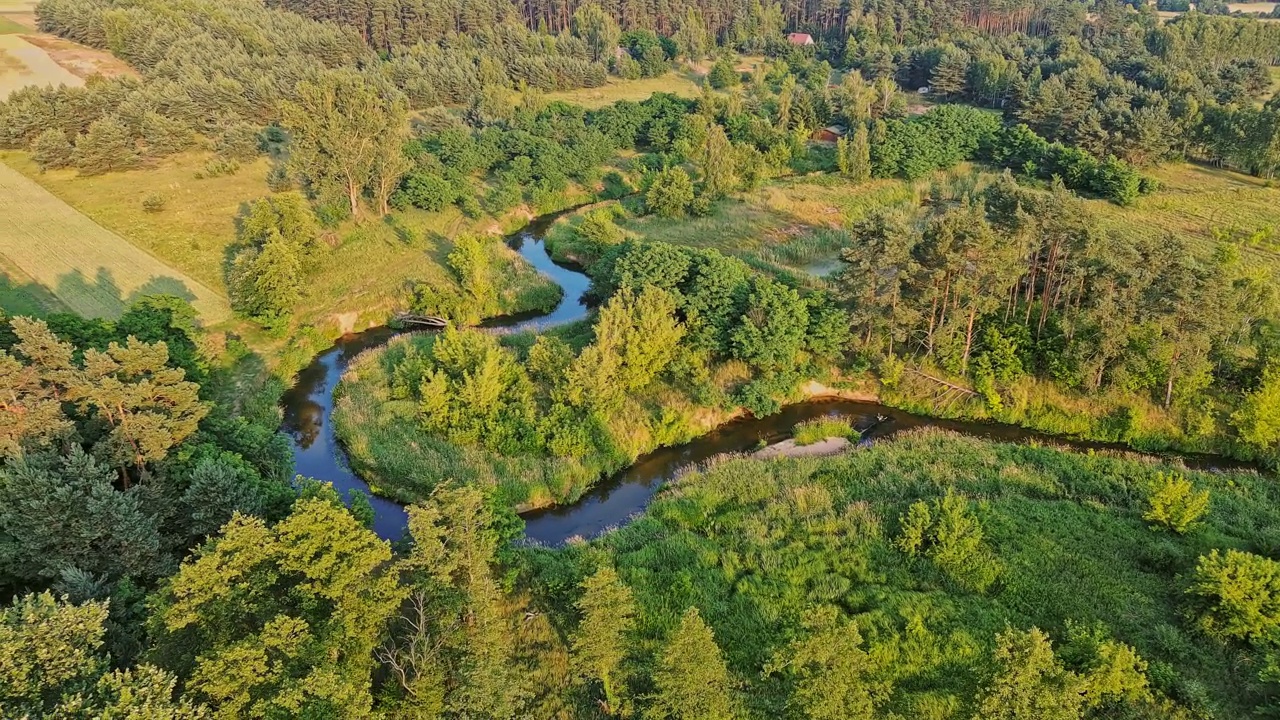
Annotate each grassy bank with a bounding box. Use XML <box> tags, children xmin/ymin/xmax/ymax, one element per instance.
<box><xmin>875</xmin><ymin>363</ymin><xmax>1258</xmax><ymax>465</ymax></box>
<box><xmin>525</xmin><ymin>430</ymin><xmax>1276</xmax><ymax>717</ymax></box>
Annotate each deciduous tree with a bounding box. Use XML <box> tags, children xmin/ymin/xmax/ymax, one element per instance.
<box><xmin>281</xmin><ymin>70</ymin><xmax>408</xmax><ymax>219</ymax></box>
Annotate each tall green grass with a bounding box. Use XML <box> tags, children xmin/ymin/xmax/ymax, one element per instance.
<box><xmin>525</xmin><ymin>430</ymin><xmax>1277</xmax><ymax>718</ymax></box>
<box><xmin>791</xmin><ymin>417</ymin><xmax>859</xmax><ymax>445</ymax></box>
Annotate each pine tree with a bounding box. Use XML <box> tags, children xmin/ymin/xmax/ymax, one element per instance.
<box><xmin>572</xmin><ymin>3</ymin><xmax>621</xmax><ymax>64</ymax></box>
<box><xmin>31</xmin><ymin>128</ymin><xmax>74</xmax><ymax>170</ymax></box>
<box><xmin>0</xmin><ymin>446</ymin><xmax>165</xmax><ymax>585</ymax></box>
<box><xmin>75</xmin><ymin>116</ymin><xmax>138</xmax><ymax>175</ymax></box>
<box><xmin>647</xmin><ymin>607</ymin><xmax>738</xmax><ymax>720</ymax></box>
<box><xmin>672</xmin><ymin>8</ymin><xmax>711</xmax><ymax>61</ymax></box>
<box><xmin>930</xmin><ymin>51</ymin><xmax>970</xmax><ymax>100</ymax></box>
<box><xmin>571</xmin><ymin>566</ymin><xmax>637</xmax><ymax>714</ymax></box>
<box><xmin>140</xmin><ymin>111</ymin><xmax>194</xmax><ymax>158</ymax></box>
<box><xmin>71</xmin><ymin>336</ymin><xmax>209</xmax><ymax>478</ymax></box>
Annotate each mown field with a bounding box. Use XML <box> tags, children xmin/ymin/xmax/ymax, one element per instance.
<box><xmin>1090</xmin><ymin>162</ymin><xmax>1280</xmax><ymax>272</ymax></box>
<box><xmin>0</xmin><ymin>254</ymin><xmax>65</xmax><ymax>317</ymax></box>
<box><xmin>0</xmin><ymin>160</ymin><xmax>231</xmax><ymax>320</ymax></box>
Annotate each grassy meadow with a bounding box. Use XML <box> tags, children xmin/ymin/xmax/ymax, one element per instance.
<box><xmin>527</xmin><ymin>430</ymin><xmax>1277</xmax><ymax>717</ymax></box>
<box><xmin>541</xmin><ymin>70</ymin><xmax>703</xmax><ymax>109</ymax></box>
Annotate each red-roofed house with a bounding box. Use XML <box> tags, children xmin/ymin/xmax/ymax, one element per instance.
<box><xmin>786</xmin><ymin>32</ymin><xmax>814</xmax><ymax>46</ymax></box>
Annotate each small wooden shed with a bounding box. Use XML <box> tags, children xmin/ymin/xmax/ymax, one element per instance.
<box><xmin>811</xmin><ymin>125</ymin><xmax>847</xmax><ymax>143</ymax></box>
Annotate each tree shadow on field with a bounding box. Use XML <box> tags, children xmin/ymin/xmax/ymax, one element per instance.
<box><xmin>128</xmin><ymin>276</ymin><xmax>196</xmax><ymax>305</ymax></box>
<box><xmin>56</xmin><ymin>267</ymin><xmax>197</xmax><ymax>320</ymax></box>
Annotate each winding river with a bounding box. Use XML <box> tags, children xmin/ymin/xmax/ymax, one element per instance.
<box><xmin>281</xmin><ymin>214</ymin><xmax>1252</xmax><ymax>545</ymax></box>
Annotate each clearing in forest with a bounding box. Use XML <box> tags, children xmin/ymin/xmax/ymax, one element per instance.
<box><xmin>0</xmin><ymin>161</ymin><xmax>232</xmax><ymax>321</ymax></box>
<box><xmin>542</xmin><ymin>71</ymin><xmax>702</xmax><ymax>109</ymax></box>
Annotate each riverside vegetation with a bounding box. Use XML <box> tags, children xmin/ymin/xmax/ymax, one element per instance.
<box><xmin>2</xmin><ymin>0</ymin><xmax>1280</xmax><ymax>717</ymax></box>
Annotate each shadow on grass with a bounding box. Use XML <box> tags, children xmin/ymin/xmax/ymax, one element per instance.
<box><xmin>55</xmin><ymin>267</ymin><xmax>198</xmax><ymax>320</ymax></box>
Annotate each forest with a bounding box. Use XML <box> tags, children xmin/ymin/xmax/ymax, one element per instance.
<box><xmin>2</xmin><ymin>0</ymin><xmax>1280</xmax><ymax>717</ymax></box>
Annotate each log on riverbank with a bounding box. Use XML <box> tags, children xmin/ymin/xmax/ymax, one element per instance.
<box><xmin>393</xmin><ymin>313</ymin><xmax>448</xmax><ymax>328</ymax></box>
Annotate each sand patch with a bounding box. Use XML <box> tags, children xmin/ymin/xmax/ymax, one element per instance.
<box><xmin>20</xmin><ymin>33</ymin><xmax>136</xmax><ymax>80</ymax></box>
<box><xmin>753</xmin><ymin>436</ymin><xmax>853</xmax><ymax>460</ymax></box>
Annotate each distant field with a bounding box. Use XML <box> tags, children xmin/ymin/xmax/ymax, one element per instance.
<box><xmin>0</xmin><ymin>160</ymin><xmax>231</xmax><ymax>321</ymax></box>
<box><xmin>0</xmin><ymin>34</ymin><xmax>81</xmax><ymax>98</ymax></box>
<box><xmin>542</xmin><ymin>71</ymin><xmax>702</xmax><ymax>108</ymax></box>
<box><xmin>1227</xmin><ymin>1</ymin><xmax>1276</xmax><ymax>11</ymax></box>
<box><xmin>618</xmin><ymin>166</ymin><xmax>984</xmax><ymax>274</ymax></box>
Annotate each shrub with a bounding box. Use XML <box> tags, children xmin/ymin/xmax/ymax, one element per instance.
<box><xmin>896</xmin><ymin>490</ymin><xmax>1000</xmax><ymax>592</ymax></box>
<box><xmin>1189</xmin><ymin>549</ymin><xmax>1280</xmax><ymax>644</ymax></box>
<box><xmin>645</xmin><ymin>166</ymin><xmax>695</xmax><ymax>218</ymax></box>
<box><xmin>266</xmin><ymin>164</ymin><xmax>293</xmax><ymax>192</ymax></box>
<box><xmin>1143</xmin><ymin>473</ymin><xmax>1209</xmax><ymax>534</ymax></box>
<box><xmin>142</xmin><ymin>194</ymin><xmax>167</xmax><ymax>213</ymax></box>
<box><xmin>707</xmin><ymin>57</ymin><xmax>739</xmax><ymax>89</ymax></box>
<box><xmin>196</xmin><ymin>157</ymin><xmax>240</xmax><ymax>179</ymax></box>
<box><xmin>395</xmin><ymin>171</ymin><xmax>455</xmax><ymax>212</ymax></box>
<box><xmin>792</xmin><ymin>417</ymin><xmax>858</xmax><ymax>446</ymax></box>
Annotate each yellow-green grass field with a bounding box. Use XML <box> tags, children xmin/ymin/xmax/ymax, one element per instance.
<box><xmin>542</xmin><ymin>71</ymin><xmax>703</xmax><ymax>109</ymax></box>
<box><xmin>0</xmin><ymin>160</ymin><xmax>231</xmax><ymax>320</ymax></box>
<box><xmin>0</xmin><ymin>15</ymin><xmax>28</xmax><ymax>33</ymax></box>
<box><xmin>0</xmin><ymin>33</ymin><xmax>81</xmax><ymax>98</ymax></box>
<box><xmin>1</xmin><ymin>151</ymin><xmax>277</xmax><ymax>295</ymax></box>
<box><xmin>1090</xmin><ymin>162</ymin><xmax>1280</xmax><ymax>271</ymax></box>
<box><xmin>1227</xmin><ymin>1</ymin><xmax>1277</xmax><ymax>11</ymax></box>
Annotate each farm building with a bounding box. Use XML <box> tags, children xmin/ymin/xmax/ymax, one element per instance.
<box><xmin>811</xmin><ymin>125</ymin><xmax>847</xmax><ymax>143</ymax></box>
<box><xmin>786</xmin><ymin>32</ymin><xmax>814</xmax><ymax>46</ymax></box>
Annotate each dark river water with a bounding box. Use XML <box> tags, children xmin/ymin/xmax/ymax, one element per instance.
<box><xmin>281</xmin><ymin>214</ymin><xmax>1251</xmax><ymax>545</ymax></box>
